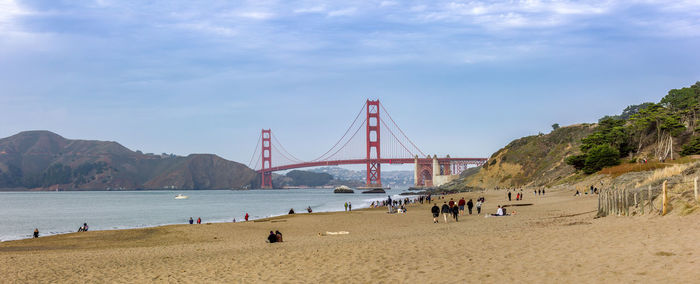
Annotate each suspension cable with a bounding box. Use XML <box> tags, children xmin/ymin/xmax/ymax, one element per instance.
<box><xmin>310</xmin><ymin>101</ymin><xmax>368</xmax><ymax>162</ymax></box>
<box><xmin>247</xmin><ymin>133</ymin><xmax>262</xmax><ymax>168</ymax></box>
<box><xmin>271</xmin><ymin>133</ymin><xmax>304</xmax><ymax>163</ymax></box>
<box><xmin>379</xmin><ymin>102</ymin><xmax>426</xmax><ymax>157</ymax></box>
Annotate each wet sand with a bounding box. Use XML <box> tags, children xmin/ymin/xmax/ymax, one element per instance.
<box><xmin>1</xmin><ymin>189</ymin><xmax>698</xmax><ymax>283</ymax></box>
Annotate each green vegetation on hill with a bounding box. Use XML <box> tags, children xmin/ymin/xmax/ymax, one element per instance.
<box><xmin>566</xmin><ymin>82</ymin><xmax>700</xmax><ymax>174</ymax></box>
<box><xmin>447</xmin><ymin>81</ymin><xmax>700</xmax><ymax>190</ymax></box>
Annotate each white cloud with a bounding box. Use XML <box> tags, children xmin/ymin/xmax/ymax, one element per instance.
<box><xmin>0</xmin><ymin>0</ymin><xmax>26</xmax><ymax>32</ymax></box>
<box><xmin>237</xmin><ymin>11</ymin><xmax>275</xmax><ymax>20</ymax></box>
<box><xmin>294</xmin><ymin>6</ymin><xmax>325</xmax><ymax>14</ymax></box>
<box><xmin>380</xmin><ymin>1</ymin><xmax>398</xmax><ymax>8</ymax></box>
<box><xmin>327</xmin><ymin>8</ymin><xmax>357</xmax><ymax>17</ymax></box>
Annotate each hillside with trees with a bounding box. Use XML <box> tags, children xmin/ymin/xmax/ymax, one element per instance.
<box><xmin>449</xmin><ymin>82</ymin><xmax>700</xmax><ymax>190</ymax></box>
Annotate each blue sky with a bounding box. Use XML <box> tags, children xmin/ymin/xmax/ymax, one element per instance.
<box><xmin>1</xmin><ymin>0</ymin><xmax>699</xmax><ymax>169</ymax></box>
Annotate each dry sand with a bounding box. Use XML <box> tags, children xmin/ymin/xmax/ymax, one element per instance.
<box><xmin>1</xmin><ymin>189</ymin><xmax>699</xmax><ymax>283</ymax></box>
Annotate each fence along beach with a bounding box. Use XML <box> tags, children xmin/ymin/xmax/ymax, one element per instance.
<box><xmin>1</xmin><ymin>188</ymin><xmax>698</xmax><ymax>283</ymax></box>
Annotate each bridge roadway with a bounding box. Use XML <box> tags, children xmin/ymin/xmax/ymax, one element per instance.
<box><xmin>257</xmin><ymin>157</ymin><xmax>487</xmax><ymax>173</ymax></box>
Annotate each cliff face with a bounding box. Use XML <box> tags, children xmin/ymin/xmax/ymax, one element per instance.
<box><xmin>458</xmin><ymin>124</ymin><xmax>596</xmax><ymax>189</ymax></box>
<box><xmin>0</xmin><ymin>131</ymin><xmax>257</xmax><ymax>190</ymax></box>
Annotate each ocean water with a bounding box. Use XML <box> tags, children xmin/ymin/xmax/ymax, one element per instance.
<box><xmin>0</xmin><ymin>188</ymin><xmax>413</xmax><ymax>241</ymax></box>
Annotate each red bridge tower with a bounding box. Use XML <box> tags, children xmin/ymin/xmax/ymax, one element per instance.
<box><xmin>261</xmin><ymin>129</ymin><xmax>272</xmax><ymax>189</ymax></box>
<box><xmin>366</xmin><ymin>100</ymin><xmax>381</xmax><ymax>187</ymax></box>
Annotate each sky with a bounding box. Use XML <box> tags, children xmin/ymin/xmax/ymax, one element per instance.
<box><xmin>1</xmin><ymin>0</ymin><xmax>700</xmax><ymax>170</ymax></box>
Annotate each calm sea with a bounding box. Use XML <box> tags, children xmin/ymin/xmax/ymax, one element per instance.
<box><xmin>0</xmin><ymin>188</ymin><xmax>413</xmax><ymax>241</ymax></box>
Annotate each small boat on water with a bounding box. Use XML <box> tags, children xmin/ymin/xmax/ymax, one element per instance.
<box><xmin>175</xmin><ymin>194</ymin><xmax>189</xmax><ymax>200</ymax></box>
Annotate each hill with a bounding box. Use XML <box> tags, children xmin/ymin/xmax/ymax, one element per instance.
<box><xmin>0</xmin><ymin>131</ymin><xmax>257</xmax><ymax>190</ymax></box>
<box><xmin>446</xmin><ymin>81</ymin><xmax>700</xmax><ymax>191</ymax></box>
<box><xmin>452</xmin><ymin>124</ymin><xmax>595</xmax><ymax>189</ymax></box>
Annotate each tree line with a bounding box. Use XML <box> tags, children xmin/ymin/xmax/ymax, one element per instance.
<box><xmin>566</xmin><ymin>82</ymin><xmax>700</xmax><ymax>174</ymax></box>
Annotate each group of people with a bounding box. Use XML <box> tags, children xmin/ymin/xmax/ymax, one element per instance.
<box><xmin>507</xmin><ymin>190</ymin><xmax>525</xmax><ymax>201</ymax></box>
<box><xmin>188</xmin><ymin>217</ymin><xmax>202</xmax><ymax>224</ymax></box>
<box><xmin>344</xmin><ymin>202</ymin><xmax>352</xmax><ymax>211</ymax></box>
<box><xmin>534</xmin><ymin>189</ymin><xmax>546</xmax><ymax>196</ymax></box>
<box><xmin>430</xmin><ymin>196</ymin><xmax>485</xmax><ymax>223</ymax></box>
<box><xmin>267</xmin><ymin>230</ymin><xmax>283</xmax><ymax>243</ymax></box>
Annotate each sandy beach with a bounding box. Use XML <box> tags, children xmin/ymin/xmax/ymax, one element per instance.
<box><xmin>1</xmin><ymin>189</ymin><xmax>698</xmax><ymax>283</ymax></box>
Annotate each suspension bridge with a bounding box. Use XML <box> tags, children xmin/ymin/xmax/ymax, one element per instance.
<box><xmin>248</xmin><ymin>100</ymin><xmax>487</xmax><ymax>189</ymax></box>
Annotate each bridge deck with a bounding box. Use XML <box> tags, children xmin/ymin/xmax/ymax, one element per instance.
<box><xmin>257</xmin><ymin>158</ymin><xmax>487</xmax><ymax>173</ymax></box>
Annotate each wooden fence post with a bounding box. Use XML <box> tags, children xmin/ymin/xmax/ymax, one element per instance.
<box><xmin>648</xmin><ymin>185</ymin><xmax>653</xmax><ymax>212</ymax></box>
<box><xmin>625</xmin><ymin>189</ymin><xmax>630</xmax><ymax>216</ymax></box>
<box><xmin>695</xmin><ymin>177</ymin><xmax>698</xmax><ymax>204</ymax></box>
<box><xmin>641</xmin><ymin>190</ymin><xmax>645</xmax><ymax>215</ymax></box>
<box><xmin>662</xmin><ymin>180</ymin><xmax>668</xmax><ymax>216</ymax></box>
<box><xmin>598</xmin><ymin>189</ymin><xmax>603</xmax><ymax>217</ymax></box>
<box><xmin>634</xmin><ymin>192</ymin><xmax>638</xmax><ymax>208</ymax></box>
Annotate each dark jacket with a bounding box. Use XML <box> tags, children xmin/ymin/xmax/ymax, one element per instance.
<box><xmin>431</xmin><ymin>205</ymin><xmax>440</xmax><ymax>214</ymax></box>
<box><xmin>441</xmin><ymin>204</ymin><xmax>451</xmax><ymax>213</ymax></box>
<box><xmin>467</xmin><ymin>200</ymin><xmax>474</xmax><ymax>208</ymax></box>
<box><xmin>268</xmin><ymin>233</ymin><xmax>277</xmax><ymax>243</ymax></box>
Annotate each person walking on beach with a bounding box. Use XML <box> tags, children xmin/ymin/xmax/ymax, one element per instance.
<box><xmin>348</xmin><ymin>202</ymin><xmax>352</xmax><ymax>211</ymax></box>
<box><xmin>451</xmin><ymin>204</ymin><xmax>459</xmax><ymax>222</ymax></box>
<box><xmin>476</xmin><ymin>199</ymin><xmax>482</xmax><ymax>215</ymax></box>
<box><xmin>543</xmin><ymin>189</ymin><xmax>546</xmax><ymax>195</ymax></box>
<box><xmin>448</xmin><ymin>198</ymin><xmax>455</xmax><ymax>208</ymax></box>
<box><xmin>344</xmin><ymin>202</ymin><xmax>348</xmax><ymax>211</ymax></box>
<box><xmin>197</xmin><ymin>217</ymin><xmax>201</xmax><ymax>224</ymax></box>
<box><xmin>507</xmin><ymin>191</ymin><xmax>512</xmax><ymax>201</ymax></box>
<box><xmin>189</xmin><ymin>217</ymin><xmax>194</xmax><ymax>224</ymax></box>
<box><xmin>431</xmin><ymin>203</ymin><xmax>440</xmax><ymax>223</ymax></box>
<box><xmin>458</xmin><ymin>197</ymin><xmax>466</xmax><ymax>216</ymax></box>
<box><xmin>467</xmin><ymin>199</ymin><xmax>474</xmax><ymax>215</ymax></box>
<box><xmin>245</xmin><ymin>213</ymin><xmax>249</xmax><ymax>222</ymax></box>
<box><xmin>33</xmin><ymin>228</ymin><xmax>39</xmax><ymax>238</ymax></box>
<box><xmin>441</xmin><ymin>202</ymin><xmax>451</xmax><ymax>223</ymax></box>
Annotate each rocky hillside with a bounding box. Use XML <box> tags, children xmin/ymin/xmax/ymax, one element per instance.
<box><xmin>0</xmin><ymin>131</ymin><xmax>257</xmax><ymax>190</ymax></box>
<box><xmin>454</xmin><ymin>124</ymin><xmax>596</xmax><ymax>189</ymax></box>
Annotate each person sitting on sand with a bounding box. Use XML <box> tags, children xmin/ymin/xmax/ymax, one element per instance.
<box><xmin>431</xmin><ymin>203</ymin><xmax>440</xmax><ymax>223</ymax></box>
<box><xmin>33</xmin><ymin>228</ymin><xmax>39</xmax><ymax>238</ymax></box>
<box><xmin>307</xmin><ymin>206</ymin><xmax>312</xmax><ymax>213</ymax></box>
<box><xmin>83</xmin><ymin>223</ymin><xmax>89</xmax><ymax>231</ymax></box>
<box><xmin>441</xmin><ymin>202</ymin><xmax>451</xmax><ymax>223</ymax></box>
<box><xmin>289</xmin><ymin>208</ymin><xmax>295</xmax><ymax>214</ymax></box>
<box><xmin>495</xmin><ymin>205</ymin><xmax>504</xmax><ymax>216</ymax></box>
<box><xmin>268</xmin><ymin>231</ymin><xmax>277</xmax><ymax>243</ymax></box>
<box><xmin>275</xmin><ymin>230</ymin><xmax>283</xmax><ymax>242</ymax></box>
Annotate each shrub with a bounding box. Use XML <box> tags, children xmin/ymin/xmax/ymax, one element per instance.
<box><xmin>583</xmin><ymin>145</ymin><xmax>620</xmax><ymax>174</ymax></box>
<box><xmin>565</xmin><ymin>154</ymin><xmax>587</xmax><ymax>170</ymax></box>
<box><xmin>680</xmin><ymin>136</ymin><xmax>700</xmax><ymax>156</ymax></box>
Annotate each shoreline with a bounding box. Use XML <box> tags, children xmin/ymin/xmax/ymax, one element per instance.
<box><xmin>0</xmin><ymin>193</ymin><xmax>405</xmax><ymax>242</ymax></box>
<box><xmin>2</xmin><ymin>189</ymin><xmax>697</xmax><ymax>282</ymax></box>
